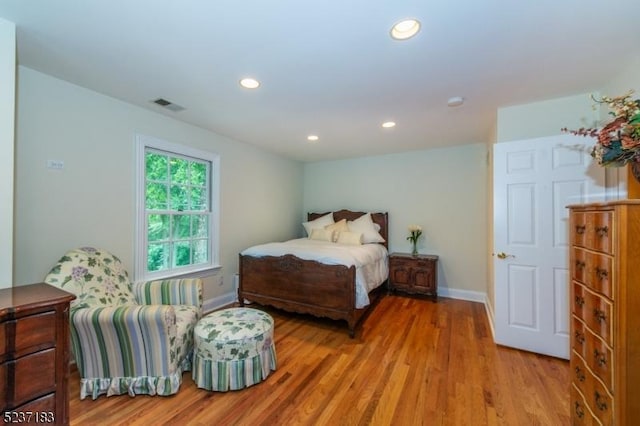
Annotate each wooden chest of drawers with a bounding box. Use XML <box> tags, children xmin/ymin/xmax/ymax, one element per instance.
<box><xmin>0</xmin><ymin>283</ymin><xmax>75</xmax><ymax>426</ymax></box>
<box><xmin>569</xmin><ymin>201</ymin><xmax>640</xmax><ymax>425</ymax></box>
<box><xmin>388</xmin><ymin>253</ymin><xmax>438</xmax><ymax>298</ymax></box>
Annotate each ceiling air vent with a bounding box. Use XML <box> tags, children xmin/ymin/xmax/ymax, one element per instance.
<box><xmin>151</xmin><ymin>98</ymin><xmax>185</xmax><ymax>112</ymax></box>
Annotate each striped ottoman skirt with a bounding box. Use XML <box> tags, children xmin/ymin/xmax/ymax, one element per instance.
<box><xmin>192</xmin><ymin>307</ymin><xmax>277</xmax><ymax>391</ymax></box>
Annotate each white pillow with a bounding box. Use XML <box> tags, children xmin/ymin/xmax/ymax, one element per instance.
<box><xmin>302</xmin><ymin>212</ymin><xmax>334</xmax><ymax>236</ymax></box>
<box><xmin>309</xmin><ymin>228</ymin><xmax>335</xmax><ymax>242</ymax></box>
<box><xmin>325</xmin><ymin>219</ymin><xmax>349</xmax><ymax>242</ymax></box>
<box><xmin>336</xmin><ymin>231</ymin><xmax>363</xmax><ymax>245</ymax></box>
<box><xmin>347</xmin><ymin>213</ymin><xmax>385</xmax><ymax>244</ymax></box>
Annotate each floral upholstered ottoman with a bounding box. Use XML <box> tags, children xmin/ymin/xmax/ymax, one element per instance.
<box><xmin>192</xmin><ymin>307</ymin><xmax>277</xmax><ymax>391</ymax></box>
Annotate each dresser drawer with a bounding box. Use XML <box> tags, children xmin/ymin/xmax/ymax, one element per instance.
<box><xmin>571</xmin><ymin>351</ymin><xmax>589</xmax><ymax>394</ymax></box>
<box><xmin>15</xmin><ymin>311</ymin><xmax>57</xmax><ymax>354</ymax></box>
<box><xmin>572</xmin><ymin>282</ymin><xmax>613</xmax><ymax>346</ymax></box>
<box><xmin>572</xmin><ymin>248</ymin><xmax>613</xmax><ymax>299</ymax></box>
<box><xmin>572</xmin><ymin>316</ymin><xmax>588</xmax><ymax>360</ymax></box>
<box><xmin>0</xmin><ymin>360</ymin><xmax>6</xmax><ymax>409</ymax></box>
<box><xmin>586</xmin><ymin>334</ymin><xmax>613</xmax><ymax>392</ymax></box>
<box><xmin>0</xmin><ymin>320</ymin><xmax>6</xmax><ymax>356</ymax></box>
<box><xmin>15</xmin><ymin>392</ymin><xmax>56</xmax><ymax>415</ymax></box>
<box><xmin>571</xmin><ymin>384</ymin><xmax>598</xmax><ymax>426</ymax></box>
<box><xmin>9</xmin><ymin>348</ymin><xmax>56</xmax><ymax>408</ymax></box>
<box><xmin>591</xmin><ymin>375</ymin><xmax>614</xmax><ymax>426</ymax></box>
<box><xmin>573</xmin><ymin>316</ymin><xmax>614</xmax><ymax>392</ymax></box>
<box><xmin>571</xmin><ymin>352</ymin><xmax>614</xmax><ymax>426</ymax></box>
<box><xmin>571</xmin><ymin>211</ymin><xmax>614</xmax><ymax>254</ymax></box>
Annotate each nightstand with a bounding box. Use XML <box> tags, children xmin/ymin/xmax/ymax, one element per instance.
<box><xmin>388</xmin><ymin>253</ymin><xmax>438</xmax><ymax>299</ymax></box>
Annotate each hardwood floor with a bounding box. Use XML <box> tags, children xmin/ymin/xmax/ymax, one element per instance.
<box><xmin>69</xmin><ymin>295</ymin><xmax>570</xmax><ymax>425</ymax></box>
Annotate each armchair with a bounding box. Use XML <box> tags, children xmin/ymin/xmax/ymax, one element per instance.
<box><xmin>44</xmin><ymin>247</ymin><xmax>203</xmax><ymax>399</ymax></box>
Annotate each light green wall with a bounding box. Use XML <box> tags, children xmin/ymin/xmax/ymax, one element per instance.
<box><xmin>497</xmin><ymin>93</ymin><xmax>597</xmax><ymax>143</ymax></box>
<box><xmin>303</xmin><ymin>144</ymin><xmax>488</xmax><ymax>297</ymax></box>
<box><xmin>0</xmin><ymin>18</ymin><xmax>15</xmax><ymax>289</ymax></box>
<box><xmin>14</xmin><ymin>67</ymin><xmax>304</xmax><ymax>301</ymax></box>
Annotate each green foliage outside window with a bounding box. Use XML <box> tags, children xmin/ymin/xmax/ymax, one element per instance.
<box><xmin>145</xmin><ymin>150</ymin><xmax>210</xmax><ymax>273</ymax></box>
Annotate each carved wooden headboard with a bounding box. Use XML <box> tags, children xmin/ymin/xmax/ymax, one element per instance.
<box><xmin>307</xmin><ymin>209</ymin><xmax>389</xmax><ymax>249</ymax></box>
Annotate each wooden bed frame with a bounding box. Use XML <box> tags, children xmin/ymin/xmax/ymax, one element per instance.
<box><xmin>238</xmin><ymin>209</ymin><xmax>389</xmax><ymax>337</ymax></box>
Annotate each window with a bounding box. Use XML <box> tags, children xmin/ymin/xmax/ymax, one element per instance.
<box><xmin>136</xmin><ymin>134</ymin><xmax>219</xmax><ymax>281</ymax></box>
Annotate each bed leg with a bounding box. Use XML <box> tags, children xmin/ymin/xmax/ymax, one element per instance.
<box><xmin>347</xmin><ymin>320</ymin><xmax>356</xmax><ymax>338</ymax></box>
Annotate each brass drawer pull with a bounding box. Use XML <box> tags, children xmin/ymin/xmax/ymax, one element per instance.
<box><xmin>575</xmin><ymin>296</ymin><xmax>585</xmax><ymax>307</ymax></box>
<box><xmin>594</xmin><ymin>349</ymin><xmax>607</xmax><ymax>367</ymax></box>
<box><xmin>595</xmin><ymin>267</ymin><xmax>608</xmax><ymax>280</ymax></box>
<box><xmin>575</xmin><ymin>260</ymin><xmax>586</xmax><ymax>270</ymax></box>
<box><xmin>574</xmin><ymin>401</ymin><xmax>585</xmax><ymax>419</ymax></box>
<box><xmin>574</xmin><ymin>331</ymin><xmax>585</xmax><ymax>344</ymax></box>
<box><xmin>594</xmin><ymin>309</ymin><xmax>606</xmax><ymax>324</ymax></box>
<box><xmin>575</xmin><ymin>366</ymin><xmax>586</xmax><ymax>382</ymax></box>
<box><xmin>575</xmin><ymin>225</ymin><xmax>586</xmax><ymax>235</ymax></box>
<box><xmin>594</xmin><ymin>391</ymin><xmax>608</xmax><ymax>411</ymax></box>
<box><xmin>595</xmin><ymin>226</ymin><xmax>609</xmax><ymax>237</ymax></box>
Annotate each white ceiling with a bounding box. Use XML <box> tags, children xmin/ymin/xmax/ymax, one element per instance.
<box><xmin>2</xmin><ymin>0</ymin><xmax>639</xmax><ymax>162</ymax></box>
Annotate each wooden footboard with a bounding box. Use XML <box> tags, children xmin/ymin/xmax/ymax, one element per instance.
<box><xmin>238</xmin><ymin>209</ymin><xmax>389</xmax><ymax>337</ymax></box>
<box><xmin>239</xmin><ymin>254</ymin><xmax>371</xmax><ymax>337</ymax></box>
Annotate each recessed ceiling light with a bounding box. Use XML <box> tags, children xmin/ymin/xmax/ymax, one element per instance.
<box><xmin>239</xmin><ymin>78</ymin><xmax>260</xmax><ymax>89</ymax></box>
<box><xmin>307</xmin><ymin>135</ymin><xmax>319</xmax><ymax>142</ymax></box>
<box><xmin>390</xmin><ymin>19</ymin><xmax>421</xmax><ymax>40</ymax></box>
<box><xmin>382</xmin><ymin>121</ymin><xmax>396</xmax><ymax>128</ymax></box>
<box><xmin>447</xmin><ymin>96</ymin><xmax>465</xmax><ymax>107</ymax></box>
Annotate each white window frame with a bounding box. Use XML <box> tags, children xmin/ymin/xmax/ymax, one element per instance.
<box><xmin>135</xmin><ymin>134</ymin><xmax>220</xmax><ymax>282</ymax></box>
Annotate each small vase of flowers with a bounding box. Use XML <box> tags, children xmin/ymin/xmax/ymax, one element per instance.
<box><xmin>407</xmin><ymin>225</ymin><xmax>422</xmax><ymax>256</ymax></box>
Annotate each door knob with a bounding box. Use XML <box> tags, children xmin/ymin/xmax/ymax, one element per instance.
<box><xmin>493</xmin><ymin>252</ymin><xmax>514</xmax><ymax>259</ymax></box>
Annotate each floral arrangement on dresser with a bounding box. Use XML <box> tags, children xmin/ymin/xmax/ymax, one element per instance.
<box><xmin>406</xmin><ymin>224</ymin><xmax>423</xmax><ymax>256</ymax></box>
<box><xmin>562</xmin><ymin>91</ymin><xmax>640</xmax><ymax>167</ymax></box>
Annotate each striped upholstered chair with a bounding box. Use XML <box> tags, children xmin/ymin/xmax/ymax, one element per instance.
<box><xmin>44</xmin><ymin>247</ymin><xmax>202</xmax><ymax>399</ymax></box>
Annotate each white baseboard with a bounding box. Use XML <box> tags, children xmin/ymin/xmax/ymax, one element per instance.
<box><xmin>484</xmin><ymin>294</ymin><xmax>496</xmax><ymax>340</ymax></box>
<box><xmin>437</xmin><ymin>286</ymin><xmax>486</xmax><ymax>303</ymax></box>
<box><xmin>203</xmin><ymin>292</ymin><xmax>237</xmax><ymax>314</ymax></box>
<box><xmin>204</xmin><ymin>287</ymin><xmax>493</xmax><ymax>326</ymax></box>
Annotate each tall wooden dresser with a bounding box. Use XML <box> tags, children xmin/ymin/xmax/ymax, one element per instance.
<box><xmin>569</xmin><ymin>201</ymin><xmax>640</xmax><ymax>425</ymax></box>
<box><xmin>0</xmin><ymin>283</ymin><xmax>75</xmax><ymax>426</ymax></box>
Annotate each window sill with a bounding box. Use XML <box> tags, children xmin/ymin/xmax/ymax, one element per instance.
<box><xmin>141</xmin><ymin>264</ymin><xmax>222</xmax><ymax>282</ymax></box>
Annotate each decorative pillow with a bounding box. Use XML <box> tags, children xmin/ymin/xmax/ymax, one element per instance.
<box><xmin>309</xmin><ymin>228</ymin><xmax>335</xmax><ymax>242</ymax></box>
<box><xmin>325</xmin><ymin>219</ymin><xmax>349</xmax><ymax>241</ymax></box>
<box><xmin>302</xmin><ymin>212</ymin><xmax>334</xmax><ymax>236</ymax></box>
<box><xmin>336</xmin><ymin>231</ymin><xmax>363</xmax><ymax>245</ymax></box>
<box><xmin>347</xmin><ymin>213</ymin><xmax>385</xmax><ymax>244</ymax></box>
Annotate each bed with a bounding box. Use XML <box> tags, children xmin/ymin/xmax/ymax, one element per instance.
<box><xmin>238</xmin><ymin>209</ymin><xmax>389</xmax><ymax>337</ymax></box>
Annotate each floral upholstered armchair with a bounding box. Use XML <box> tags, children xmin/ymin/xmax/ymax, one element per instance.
<box><xmin>44</xmin><ymin>247</ymin><xmax>203</xmax><ymax>399</ymax></box>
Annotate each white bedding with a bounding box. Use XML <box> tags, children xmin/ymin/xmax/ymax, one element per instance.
<box><xmin>241</xmin><ymin>238</ymin><xmax>389</xmax><ymax>308</ymax></box>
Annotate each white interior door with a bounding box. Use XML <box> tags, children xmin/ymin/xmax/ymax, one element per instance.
<box><xmin>493</xmin><ymin>135</ymin><xmax>606</xmax><ymax>359</ymax></box>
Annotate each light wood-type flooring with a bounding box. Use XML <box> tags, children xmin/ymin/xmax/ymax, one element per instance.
<box><xmin>69</xmin><ymin>295</ymin><xmax>570</xmax><ymax>425</ymax></box>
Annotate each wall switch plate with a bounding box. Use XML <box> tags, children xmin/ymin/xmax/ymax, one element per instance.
<box><xmin>47</xmin><ymin>160</ymin><xmax>64</xmax><ymax>170</ymax></box>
